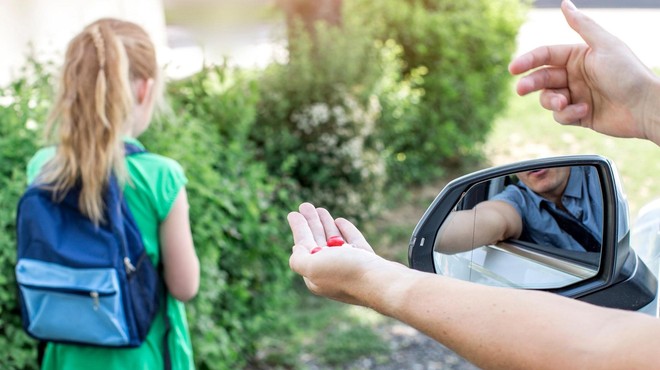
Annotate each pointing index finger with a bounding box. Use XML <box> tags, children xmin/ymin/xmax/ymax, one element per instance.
<box><xmin>509</xmin><ymin>44</ymin><xmax>577</xmax><ymax>76</ymax></box>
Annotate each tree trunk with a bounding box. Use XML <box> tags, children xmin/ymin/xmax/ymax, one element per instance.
<box><xmin>279</xmin><ymin>0</ymin><xmax>343</xmax><ymax>38</ymax></box>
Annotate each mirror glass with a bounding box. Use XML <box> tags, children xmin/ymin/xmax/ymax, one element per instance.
<box><xmin>433</xmin><ymin>165</ymin><xmax>603</xmax><ymax>289</ymax></box>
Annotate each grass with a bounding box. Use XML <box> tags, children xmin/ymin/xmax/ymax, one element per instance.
<box><xmin>250</xmin><ymin>288</ymin><xmax>391</xmax><ymax>369</ymax></box>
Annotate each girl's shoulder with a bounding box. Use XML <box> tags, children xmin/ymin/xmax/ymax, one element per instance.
<box><xmin>127</xmin><ymin>150</ymin><xmax>186</xmax><ymax>180</ymax></box>
<box><xmin>124</xmin><ymin>138</ymin><xmax>186</xmax><ymax>176</ymax></box>
<box><xmin>125</xmin><ymin>146</ymin><xmax>188</xmax><ymax>221</ymax></box>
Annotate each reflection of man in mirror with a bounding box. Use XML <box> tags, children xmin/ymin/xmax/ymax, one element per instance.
<box><xmin>436</xmin><ymin>166</ymin><xmax>603</xmax><ymax>253</ymax></box>
<box><xmin>497</xmin><ymin>166</ymin><xmax>603</xmax><ymax>251</ymax></box>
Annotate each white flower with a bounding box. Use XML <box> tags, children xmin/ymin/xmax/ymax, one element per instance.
<box><xmin>292</xmin><ymin>103</ymin><xmax>331</xmax><ymax>134</ymax></box>
<box><xmin>309</xmin><ymin>103</ymin><xmax>330</xmax><ymax>124</ymax></box>
<box><xmin>319</xmin><ymin>133</ymin><xmax>338</xmax><ymax>148</ymax></box>
<box><xmin>0</xmin><ymin>95</ymin><xmax>14</xmax><ymax>107</ymax></box>
<box><xmin>26</xmin><ymin>119</ymin><xmax>39</xmax><ymax>131</ymax></box>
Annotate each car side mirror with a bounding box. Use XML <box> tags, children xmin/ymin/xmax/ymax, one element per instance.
<box><xmin>408</xmin><ymin>155</ymin><xmax>657</xmax><ymax>311</ymax></box>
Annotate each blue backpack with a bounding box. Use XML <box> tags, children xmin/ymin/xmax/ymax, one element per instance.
<box><xmin>15</xmin><ymin>144</ymin><xmax>163</xmax><ymax>348</ymax></box>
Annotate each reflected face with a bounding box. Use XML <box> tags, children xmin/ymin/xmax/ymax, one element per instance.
<box><xmin>517</xmin><ymin>167</ymin><xmax>571</xmax><ymax>200</ymax></box>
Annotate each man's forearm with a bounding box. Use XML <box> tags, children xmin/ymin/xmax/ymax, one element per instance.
<box><xmin>642</xmin><ymin>75</ymin><xmax>660</xmax><ymax>147</ymax></box>
<box><xmin>364</xmin><ymin>268</ymin><xmax>660</xmax><ymax>370</ymax></box>
<box><xmin>435</xmin><ymin>203</ymin><xmax>520</xmax><ymax>254</ymax></box>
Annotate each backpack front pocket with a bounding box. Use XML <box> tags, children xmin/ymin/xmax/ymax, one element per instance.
<box><xmin>15</xmin><ymin>259</ymin><xmax>131</xmax><ymax>346</ymax></box>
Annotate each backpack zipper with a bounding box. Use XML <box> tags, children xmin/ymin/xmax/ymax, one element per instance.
<box><xmin>90</xmin><ymin>291</ymin><xmax>100</xmax><ymax>310</ymax></box>
<box><xmin>124</xmin><ymin>257</ymin><xmax>136</xmax><ymax>274</ymax></box>
<box><xmin>19</xmin><ymin>284</ymin><xmax>114</xmax><ymax>311</ymax></box>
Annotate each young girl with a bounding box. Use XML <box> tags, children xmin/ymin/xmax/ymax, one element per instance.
<box><xmin>26</xmin><ymin>18</ymin><xmax>199</xmax><ymax>369</ymax></box>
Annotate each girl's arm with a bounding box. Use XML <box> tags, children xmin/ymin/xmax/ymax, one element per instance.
<box><xmin>159</xmin><ymin>188</ymin><xmax>200</xmax><ymax>301</ymax></box>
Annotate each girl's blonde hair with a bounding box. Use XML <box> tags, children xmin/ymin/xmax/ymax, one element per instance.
<box><xmin>40</xmin><ymin>18</ymin><xmax>158</xmax><ymax>225</ymax></box>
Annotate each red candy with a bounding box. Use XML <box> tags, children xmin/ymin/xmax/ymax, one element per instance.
<box><xmin>310</xmin><ymin>236</ymin><xmax>346</xmax><ymax>253</ymax></box>
<box><xmin>326</xmin><ymin>236</ymin><xmax>345</xmax><ymax>247</ymax></box>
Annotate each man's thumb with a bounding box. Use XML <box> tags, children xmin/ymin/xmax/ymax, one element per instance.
<box><xmin>561</xmin><ymin>0</ymin><xmax>614</xmax><ymax>47</ymax></box>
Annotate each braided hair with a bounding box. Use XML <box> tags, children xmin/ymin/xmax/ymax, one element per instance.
<box><xmin>40</xmin><ymin>18</ymin><xmax>158</xmax><ymax>225</ymax></box>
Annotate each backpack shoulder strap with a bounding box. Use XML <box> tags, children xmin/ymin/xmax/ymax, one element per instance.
<box><xmin>122</xmin><ymin>141</ymin><xmax>171</xmax><ymax>368</ymax></box>
<box><xmin>124</xmin><ymin>142</ymin><xmax>147</xmax><ymax>156</ymax></box>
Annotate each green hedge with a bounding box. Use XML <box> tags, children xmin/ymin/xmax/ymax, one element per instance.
<box><xmin>254</xmin><ymin>0</ymin><xmax>529</xmax><ymax>207</ymax></box>
<box><xmin>251</xmin><ymin>0</ymin><xmax>388</xmax><ymax>221</ymax></box>
<box><xmin>0</xmin><ymin>59</ymin><xmax>54</xmax><ymax>370</ymax></box>
<box><xmin>367</xmin><ymin>0</ymin><xmax>529</xmax><ymax>184</ymax></box>
<box><xmin>0</xmin><ymin>62</ymin><xmax>298</xmax><ymax>370</ymax></box>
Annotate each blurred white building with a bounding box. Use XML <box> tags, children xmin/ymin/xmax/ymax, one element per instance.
<box><xmin>0</xmin><ymin>0</ymin><xmax>168</xmax><ymax>86</ymax></box>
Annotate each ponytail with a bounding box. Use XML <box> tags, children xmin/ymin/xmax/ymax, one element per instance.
<box><xmin>41</xmin><ymin>19</ymin><xmax>158</xmax><ymax>225</ymax></box>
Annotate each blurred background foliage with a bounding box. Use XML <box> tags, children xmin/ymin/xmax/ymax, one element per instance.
<box><xmin>365</xmin><ymin>0</ymin><xmax>527</xmax><ymax>186</ymax></box>
<box><xmin>0</xmin><ymin>58</ymin><xmax>55</xmax><ymax>370</ymax></box>
<box><xmin>0</xmin><ymin>0</ymin><xmax>529</xmax><ymax>369</ymax></box>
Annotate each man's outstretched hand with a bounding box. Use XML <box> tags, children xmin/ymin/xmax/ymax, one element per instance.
<box><xmin>287</xmin><ymin>202</ymin><xmax>406</xmax><ymax>306</ymax></box>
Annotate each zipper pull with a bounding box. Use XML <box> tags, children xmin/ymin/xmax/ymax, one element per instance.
<box><xmin>90</xmin><ymin>291</ymin><xmax>100</xmax><ymax>311</ymax></box>
<box><xmin>124</xmin><ymin>257</ymin><xmax>136</xmax><ymax>274</ymax></box>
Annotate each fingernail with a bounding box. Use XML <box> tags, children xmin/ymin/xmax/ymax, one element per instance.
<box><xmin>565</xmin><ymin>0</ymin><xmax>577</xmax><ymax>11</ymax></box>
<box><xmin>552</xmin><ymin>97</ymin><xmax>565</xmax><ymax>111</ymax></box>
<box><xmin>551</xmin><ymin>98</ymin><xmax>559</xmax><ymax>111</ymax></box>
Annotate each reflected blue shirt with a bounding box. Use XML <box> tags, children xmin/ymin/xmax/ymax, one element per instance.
<box><xmin>491</xmin><ymin>166</ymin><xmax>603</xmax><ymax>252</ymax></box>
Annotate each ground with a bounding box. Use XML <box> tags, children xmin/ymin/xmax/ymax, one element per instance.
<box><xmin>301</xmin><ymin>320</ymin><xmax>478</xmax><ymax>370</ymax></box>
